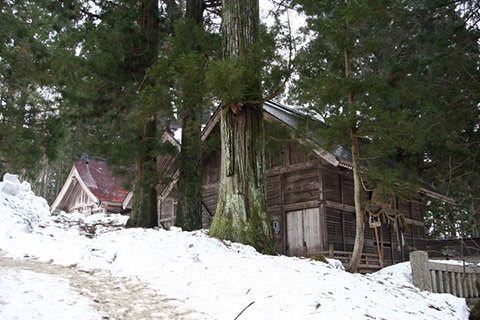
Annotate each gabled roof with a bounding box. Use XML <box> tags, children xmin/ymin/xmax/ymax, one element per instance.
<box><xmin>199</xmin><ymin>101</ymin><xmax>456</xmax><ymax>204</ymax></box>
<box><xmin>73</xmin><ymin>160</ymin><xmax>129</xmax><ymax>203</ymax></box>
<box><xmin>51</xmin><ymin>159</ymin><xmax>130</xmax><ymax>212</ymax></box>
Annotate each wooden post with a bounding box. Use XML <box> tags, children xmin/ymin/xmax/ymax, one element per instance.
<box><xmin>457</xmin><ymin>273</ymin><xmax>463</xmax><ymax>297</ymax></box>
<box><xmin>329</xmin><ymin>244</ymin><xmax>335</xmax><ymax>258</ymax></box>
<box><xmin>452</xmin><ymin>272</ymin><xmax>457</xmax><ymax>296</ymax></box>
<box><xmin>472</xmin><ymin>273</ymin><xmax>477</xmax><ymax>297</ymax></box>
<box><xmin>410</xmin><ymin>251</ymin><xmax>432</xmax><ymax>292</ymax></box>
<box><xmin>373</xmin><ymin>222</ymin><xmax>384</xmax><ymax>268</ymax></box>
<box><xmin>445</xmin><ymin>272</ymin><xmax>451</xmax><ymax>294</ymax></box>
<box><xmin>431</xmin><ymin>270</ymin><xmax>437</xmax><ymax>293</ymax></box>
<box><xmin>438</xmin><ymin>269</ymin><xmax>444</xmax><ymax>293</ymax></box>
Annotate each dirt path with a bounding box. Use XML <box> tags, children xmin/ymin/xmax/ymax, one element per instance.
<box><xmin>0</xmin><ymin>253</ymin><xmax>207</xmax><ymax>320</ymax></box>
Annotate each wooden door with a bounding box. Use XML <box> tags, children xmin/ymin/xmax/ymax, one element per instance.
<box><xmin>287</xmin><ymin>210</ymin><xmax>304</xmax><ymax>256</ymax></box>
<box><xmin>303</xmin><ymin>208</ymin><xmax>322</xmax><ymax>253</ymax></box>
<box><xmin>287</xmin><ymin>208</ymin><xmax>322</xmax><ymax>256</ymax></box>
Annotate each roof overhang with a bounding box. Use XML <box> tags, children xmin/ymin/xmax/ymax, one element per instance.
<box><xmin>173</xmin><ymin>101</ymin><xmax>457</xmax><ymax>204</ymax></box>
<box><xmin>201</xmin><ymin>107</ymin><xmax>222</xmax><ymax>141</ymax></box>
<box><xmin>50</xmin><ymin>166</ymin><xmax>99</xmax><ymax>213</ymax></box>
<box><xmin>162</xmin><ymin>131</ymin><xmax>181</xmax><ymax>151</ymax></box>
<box><xmin>122</xmin><ymin>191</ymin><xmax>133</xmax><ymax>210</ymax></box>
<box><xmin>419</xmin><ymin>187</ymin><xmax>457</xmax><ymax>205</ymax></box>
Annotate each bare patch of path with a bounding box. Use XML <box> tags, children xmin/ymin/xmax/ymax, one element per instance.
<box><xmin>0</xmin><ymin>253</ymin><xmax>208</xmax><ymax>320</ymax></box>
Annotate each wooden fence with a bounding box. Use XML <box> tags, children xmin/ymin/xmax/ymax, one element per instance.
<box><xmin>320</xmin><ymin>245</ymin><xmax>381</xmax><ymax>272</ymax></box>
<box><xmin>410</xmin><ymin>251</ymin><xmax>480</xmax><ymax>298</ymax></box>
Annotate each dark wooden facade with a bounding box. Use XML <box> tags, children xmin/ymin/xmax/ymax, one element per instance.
<box><xmin>157</xmin><ymin>102</ymin><xmax>449</xmax><ymax>270</ymax></box>
<box><xmin>198</xmin><ymin>136</ymin><xmax>426</xmax><ymax>268</ymax></box>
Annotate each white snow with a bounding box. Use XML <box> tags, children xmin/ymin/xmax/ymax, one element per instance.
<box><xmin>173</xmin><ymin>128</ymin><xmax>182</xmax><ymax>143</ymax></box>
<box><xmin>0</xmin><ymin>173</ymin><xmax>471</xmax><ymax>320</ymax></box>
<box><xmin>0</xmin><ymin>269</ymin><xmax>100</xmax><ymax>320</ymax></box>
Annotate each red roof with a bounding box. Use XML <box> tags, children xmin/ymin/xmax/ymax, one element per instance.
<box><xmin>74</xmin><ymin>160</ymin><xmax>130</xmax><ymax>204</ymax></box>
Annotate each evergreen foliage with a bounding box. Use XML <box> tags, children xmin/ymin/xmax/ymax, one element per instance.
<box><xmin>292</xmin><ymin>0</ymin><xmax>480</xmax><ymax>268</ymax></box>
<box><xmin>0</xmin><ymin>1</ymin><xmax>64</xmax><ymax>179</ymax></box>
<box><xmin>32</xmin><ymin>0</ymin><xmax>182</xmax><ymax>226</ymax></box>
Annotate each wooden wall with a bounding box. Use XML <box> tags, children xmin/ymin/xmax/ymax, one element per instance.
<box><xmin>323</xmin><ymin>166</ymin><xmax>426</xmax><ymax>265</ymax></box>
<box><xmin>161</xmin><ymin>129</ymin><xmax>427</xmax><ymax>267</ymax></box>
<box><xmin>158</xmin><ymin>196</ymin><xmax>176</xmax><ymax>229</ymax></box>
<box><xmin>61</xmin><ymin>180</ymin><xmax>103</xmax><ymax>214</ymax></box>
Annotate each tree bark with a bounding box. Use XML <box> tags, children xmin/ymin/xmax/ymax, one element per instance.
<box><xmin>126</xmin><ymin>0</ymin><xmax>159</xmax><ymax>228</ymax></box>
<box><xmin>344</xmin><ymin>48</ymin><xmax>365</xmax><ymax>273</ymax></box>
<box><xmin>175</xmin><ymin>0</ymin><xmax>205</xmax><ymax>231</ymax></box>
<box><xmin>186</xmin><ymin>0</ymin><xmax>203</xmax><ymax>24</ymax></box>
<box><xmin>209</xmin><ymin>0</ymin><xmax>275</xmax><ymax>254</ymax></box>
<box><xmin>347</xmin><ymin>128</ymin><xmax>365</xmax><ymax>272</ymax></box>
<box><xmin>128</xmin><ymin>116</ymin><xmax>159</xmax><ymax>228</ymax></box>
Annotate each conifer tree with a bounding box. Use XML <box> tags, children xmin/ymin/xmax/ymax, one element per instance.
<box><xmin>125</xmin><ymin>0</ymin><xmax>162</xmax><ymax>228</ymax></box>
<box><xmin>367</xmin><ymin>0</ymin><xmax>480</xmax><ymax>239</ymax></box>
<box><xmin>38</xmin><ymin>0</ymin><xmax>181</xmax><ymax>227</ymax></box>
<box><xmin>293</xmin><ymin>0</ymin><xmax>480</xmax><ymax>270</ymax></box>
<box><xmin>0</xmin><ymin>0</ymin><xmax>64</xmax><ymax>179</ymax></box>
<box><xmin>208</xmin><ymin>0</ymin><xmax>275</xmax><ymax>254</ymax></box>
<box><xmin>293</xmin><ymin>0</ymin><xmax>419</xmax><ymax>272</ymax></box>
<box><xmin>174</xmin><ymin>0</ymin><xmax>208</xmax><ymax>231</ymax></box>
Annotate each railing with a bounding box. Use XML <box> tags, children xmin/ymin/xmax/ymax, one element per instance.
<box><xmin>319</xmin><ymin>245</ymin><xmax>381</xmax><ymax>271</ymax></box>
<box><xmin>410</xmin><ymin>251</ymin><xmax>480</xmax><ymax>298</ymax></box>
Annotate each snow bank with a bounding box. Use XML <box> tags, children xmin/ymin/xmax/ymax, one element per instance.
<box><xmin>0</xmin><ymin>173</ymin><xmax>125</xmax><ymax>265</ymax></box>
<box><xmin>52</xmin><ymin>211</ymin><xmax>128</xmax><ymax>236</ymax></box>
<box><xmin>0</xmin><ymin>173</ymin><xmax>50</xmax><ymax>235</ymax></box>
<box><xmin>374</xmin><ymin>261</ymin><xmax>413</xmax><ymax>283</ymax></box>
<box><xmin>0</xmin><ymin>173</ymin><xmax>470</xmax><ymax>320</ymax></box>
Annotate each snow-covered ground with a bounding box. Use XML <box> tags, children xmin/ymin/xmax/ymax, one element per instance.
<box><xmin>0</xmin><ymin>269</ymin><xmax>100</xmax><ymax>320</ymax></box>
<box><xmin>0</xmin><ymin>173</ymin><xmax>470</xmax><ymax>319</ymax></box>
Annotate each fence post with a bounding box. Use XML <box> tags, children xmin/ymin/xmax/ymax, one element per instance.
<box><xmin>410</xmin><ymin>250</ymin><xmax>433</xmax><ymax>292</ymax></box>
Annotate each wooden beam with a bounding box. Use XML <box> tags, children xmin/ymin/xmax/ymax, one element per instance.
<box><xmin>201</xmin><ymin>107</ymin><xmax>222</xmax><ymax>141</ymax></box>
<box><xmin>313</xmin><ymin>148</ymin><xmax>339</xmax><ymax>167</ymax></box>
<box><xmin>266</xmin><ymin>160</ymin><xmax>319</xmax><ymax>176</ymax></box>
<box><xmin>283</xmin><ymin>200</ymin><xmax>319</xmax><ymax>212</ymax></box>
<box><xmin>324</xmin><ymin>200</ymin><xmax>356</xmax><ymax>213</ymax></box>
<box><xmin>405</xmin><ymin>218</ymin><xmax>425</xmax><ymax>227</ymax></box>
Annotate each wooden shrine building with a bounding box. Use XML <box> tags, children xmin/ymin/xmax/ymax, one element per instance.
<box><xmin>51</xmin><ymin>158</ymin><xmax>131</xmax><ymax>215</ymax></box>
<box><xmin>158</xmin><ymin>101</ymin><xmax>455</xmax><ymax>270</ymax></box>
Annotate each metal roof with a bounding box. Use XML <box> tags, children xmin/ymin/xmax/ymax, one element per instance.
<box><xmin>74</xmin><ymin>159</ymin><xmax>129</xmax><ymax>204</ymax></box>
<box><xmin>263</xmin><ymin>101</ymin><xmax>353</xmax><ymax>165</ymax></box>
<box><xmin>263</xmin><ymin>101</ymin><xmax>455</xmax><ymax>203</ymax></box>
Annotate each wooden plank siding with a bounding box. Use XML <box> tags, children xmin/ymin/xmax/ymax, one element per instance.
<box><xmin>157</xmin><ymin>129</ymin><xmax>428</xmax><ymax>270</ymax></box>
<box><xmin>322</xmin><ymin>165</ymin><xmax>426</xmax><ymax>267</ymax></box>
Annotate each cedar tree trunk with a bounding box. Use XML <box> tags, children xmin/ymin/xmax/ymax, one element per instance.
<box><xmin>128</xmin><ymin>116</ymin><xmax>158</xmax><ymax>228</ymax></box>
<box><xmin>175</xmin><ymin>0</ymin><xmax>205</xmax><ymax>231</ymax></box>
<box><xmin>475</xmin><ymin>201</ymin><xmax>480</xmax><ymax>237</ymax></box>
<box><xmin>347</xmin><ymin>128</ymin><xmax>365</xmax><ymax>272</ymax></box>
<box><xmin>126</xmin><ymin>0</ymin><xmax>159</xmax><ymax>228</ymax></box>
<box><xmin>209</xmin><ymin>0</ymin><xmax>275</xmax><ymax>254</ymax></box>
<box><xmin>344</xmin><ymin>49</ymin><xmax>365</xmax><ymax>273</ymax></box>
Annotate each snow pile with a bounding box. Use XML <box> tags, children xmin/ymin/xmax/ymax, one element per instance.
<box><xmin>0</xmin><ymin>174</ymin><xmax>123</xmax><ymax>265</ymax></box>
<box><xmin>52</xmin><ymin>212</ymin><xmax>128</xmax><ymax>237</ymax></box>
<box><xmin>0</xmin><ymin>173</ymin><xmax>50</xmax><ymax>235</ymax></box>
<box><xmin>374</xmin><ymin>261</ymin><xmax>413</xmax><ymax>283</ymax></box>
<box><xmin>0</xmin><ymin>173</ymin><xmax>470</xmax><ymax>320</ymax></box>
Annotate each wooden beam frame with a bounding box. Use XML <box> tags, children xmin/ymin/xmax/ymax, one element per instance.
<box><xmin>50</xmin><ymin>166</ymin><xmax>99</xmax><ymax>213</ymax></box>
